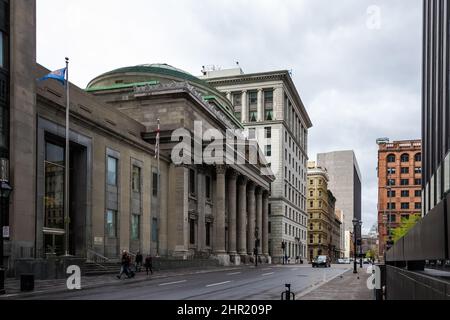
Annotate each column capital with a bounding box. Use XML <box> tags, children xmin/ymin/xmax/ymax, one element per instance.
<box><xmin>255</xmin><ymin>187</ymin><xmax>264</xmax><ymax>195</ymax></box>
<box><xmin>238</xmin><ymin>176</ymin><xmax>248</xmax><ymax>186</ymax></box>
<box><xmin>247</xmin><ymin>182</ymin><xmax>256</xmax><ymax>193</ymax></box>
<box><xmin>227</xmin><ymin>169</ymin><xmax>239</xmax><ymax>180</ymax></box>
<box><xmin>216</xmin><ymin>165</ymin><xmax>227</xmax><ymax>175</ymax></box>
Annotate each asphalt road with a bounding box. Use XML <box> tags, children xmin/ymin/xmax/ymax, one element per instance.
<box><xmin>25</xmin><ymin>264</ymin><xmax>351</xmax><ymax>300</ymax></box>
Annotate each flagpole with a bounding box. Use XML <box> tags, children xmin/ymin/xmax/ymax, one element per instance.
<box><xmin>156</xmin><ymin>119</ymin><xmax>161</xmax><ymax>258</ymax></box>
<box><xmin>64</xmin><ymin>57</ymin><xmax>70</xmax><ymax>256</ymax></box>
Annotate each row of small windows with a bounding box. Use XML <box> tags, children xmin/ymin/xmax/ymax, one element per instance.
<box><xmin>285</xmin><ymin>223</ymin><xmax>307</xmax><ymax>240</ymax></box>
<box><xmin>386</xmin><ymin>202</ymin><xmax>422</xmax><ymax>210</ymax></box>
<box><xmin>387</xmin><ymin>153</ymin><xmax>422</xmax><ymax>163</ymax></box>
<box><xmin>387</xmin><ymin>178</ymin><xmax>422</xmax><ymax>186</ymax></box>
<box><xmin>387</xmin><ymin>167</ymin><xmax>422</xmax><ymax>175</ymax></box>
<box><xmin>387</xmin><ymin>190</ymin><xmax>422</xmax><ymax>198</ymax></box>
<box><xmin>285</xmin><ymin>205</ymin><xmax>307</xmax><ymax>226</ymax></box>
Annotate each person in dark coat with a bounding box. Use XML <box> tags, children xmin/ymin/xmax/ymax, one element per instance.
<box><xmin>117</xmin><ymin>250</ymin><xmax>131</xmax><ymax>279</ymax></box>
<box><xmin>135</xmin><ymin>251</ymin><xmax>143</xmax><ymax>272</ymax></box>
<box><xmin>144</xmin><ymin>255</ymin><xmax>153</xmax><ymax>276</ymax></box>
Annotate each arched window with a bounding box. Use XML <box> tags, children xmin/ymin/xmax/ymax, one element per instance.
<box><xmin>387</xmin><ymin>154</ymin><xmax>396</xmax><ymax>163</ymax></box>
<box><xmin>401</xmin><ymin>154</ymin><xmax>410</xmax><ymax>163</ymax></box>
<box><xmin>415</xmin><ymin>153</ymin><xmax>422</xmax><ymax>162</ymax></box>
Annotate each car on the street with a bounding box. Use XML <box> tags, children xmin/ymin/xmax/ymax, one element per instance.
<box><xmin>312</xmin><ymin>255</ymin><xmax>331</xmax><ymax>268</ymax></box>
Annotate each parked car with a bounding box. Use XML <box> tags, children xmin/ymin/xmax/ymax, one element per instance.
<box><xmin>312</xmin><ymin>255</ymin><xmax>331</xmax><ymax>268</ymax></box>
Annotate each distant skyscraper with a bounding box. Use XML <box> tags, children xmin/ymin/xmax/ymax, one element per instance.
<box><xmin>317</xmin><ymin>151</ymin><xmax>362</xmax><ymax>238</ymax></box>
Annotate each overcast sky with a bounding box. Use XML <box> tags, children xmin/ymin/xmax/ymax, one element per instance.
<box><xmin>37</xmin><ymin>0</ymin><xmax>423</xmax><ymax>234</ymax></box>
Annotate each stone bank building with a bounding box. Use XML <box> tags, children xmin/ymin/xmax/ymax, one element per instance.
<box><xmin>1</xmin><ymin>0</ymin><xmax>274</xmax><ymax>277</ymax></box>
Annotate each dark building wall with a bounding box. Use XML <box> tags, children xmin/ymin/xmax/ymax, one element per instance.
<box><xmin>8</xmin><ymin>0</ymin><xmax>37</xmax><ymax>264</ymax></box>
<box><xmin>422</xmin><ymin>0</ymin><xmax>450</xmax><ymax>214</ymax></box>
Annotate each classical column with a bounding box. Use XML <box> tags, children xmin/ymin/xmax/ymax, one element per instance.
<box><xmin>237</xmin><ymin>176</ymin><xmax>248</xmax><ymax>256</ymax></box>
<box><xmin>262</xmin><ymin>191</ymin><xmax>270</xmax><ymax>256</ymax></box>
<box><xmin>247</xmin><ymin>183</ymin><xmax>256</xmax><ymax>255</ymax></box>
<box><xmin>227</xmin><ymin>170</ymin><xmax>238</xmax><ymax>256</ymax></box>
<box><xmin>215</xmin><ymin>165</ymin><xmax>227</xmax><ymax>255</ymax></box>
<box><xmin>241</xmin><ymin>90</ymin><xmax>248</xmax><ymax>123</ymax></box>
<box><xmin>197</xmin><ymin>168</ymin><xmax>206</xmax><ymax>252</ymax></box>
<box><xmin>257</xmin><ymin>89</ymin><xmax>264</xmax><ymax>122</ymax></box>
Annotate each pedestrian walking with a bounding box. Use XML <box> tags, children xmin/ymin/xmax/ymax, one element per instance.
<box><xmin>117</xmin><ymin>250</ymin><xmax>130</xmax><ymax>279</ymax></box>
<box><xmin>144</xmin><ymin>254</ymin><xmax>153</xmax><ymax>276</ymax></box>
<box><xmin>135</xmin><ymin>251</ymin><xmax>143</xmax><ymax>272</ymax></box>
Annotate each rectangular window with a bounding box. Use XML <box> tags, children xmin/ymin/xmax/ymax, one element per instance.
<box><xmin>152</xmin><ymin>172</ymin><xmax>158</xmax><ymax>197</ymax></box>
<box><xmin>388</xmin><ymin>179</ymin><xmax>396</xmax><ymax>186</ymax></box>
<box><xmin>189</xmin><ymin>219</ymin><xmax>196</xmax><ymax>245</ymax></box>
<box><xmin>232</xmin><ymin>93</ymin><xmax>242</xmax><ymax>106</ymax></box>
<box><xmin>415</xmin><ymin>167</ymin><xmax>422</xmax><ymax>174</ymax></box>
<box><xmin>206</xmin><ymin>222</ymin><xmax>211</xmax><ymax>247</ymax></box>
<box><xmin>189</xmin><ymin>169</ymin><xmax>196</xmax><ymax>195</ymax></box>
<box><xmin>249</xmin><ymin>111</ymin><xmax>257</xmax><ymax>122</ymax></box>
<box><xmin>249</xmin><ymin>91</ymin><xmax>258</xmax><ymax>106</ymax></box>
<box><xmin>205</xmin><ymin>176</ymin><xmax>211</xmax><ymax>199</ymax></box>
<box><xmin>268</xmin><ymin>222</ymin><xmax>272</xmax><ymax>234</ymax></box>
<box><xmin>264</xmin><ymin>90</ymin><xmax>273</xmax><ymax>107</ymax></box>
<box><xmin>387</xmin><ymin>203</ymin><xmax>396</xmax><ymax>210</ymax></box>
<box><xmin>415</xmin><ymin>190</ymin><xmax>422</xmax><ymax>197</ymax></box>
<box><xmin>249</xmin><ymin>128</ymin><xmax>256</xmax><ymax>139</ymax></box>
<box><xmin>107</xmin><ymin>156</ymin><xmax>118</xmax><ymax>186</ymax></box>
<box><xmin>401</xmin><ymin>167</ymin><xmax>410</xmax><ymax>174</ymax></box>
<box><xmin>106</xmin><ymin>210</ymin><xmax>117</xmax><ymax>238</ymax></box>
<box><xmin>387</xmin><ymin>190</ymin><xmax>396</xmax><ymax>197</ymax></box>
<box><xmin>265</xmin><ymin>145</ymin><xmax>272</xmax><ymax>157</ymax></box>
<box><xmin>265</xmin><ymin>127</ymin><xmax>272</xmax><ymax>139</ymax></box>
<box><xmin>400</xmin><ymin>179</ymin><xmax>409</xmax><ymax>186</ymax></box>
<box><xmin>389</xmin><ymin>214</ymin><xmax>396</xmax><ymax>223</ymax></box>
<box><xmin>401</xmin><ymin>203</ymin><xmax>410</xmax><ymax>210</ymax></box>
<box><xmin>152</xmin><ymin>218</ymin><xmax>158</xmax><ymax>242</ymax></box>
<box><xmin>401</xmin><ymin>190</ymin><xmax>410</xmax><ymax>197</ymax></box>
<box><xmin>387</xmin><ymin>168</ymin><xmax>396</xmax><ymax>175</ymax></box>
<box><xmin>401</xmin><ymin>214</ymin><xmax>410</xmax><ymax>221</ymax></box>
<box><xmin>44</xmin><ymin>142</ymin><xmax>65</xmax><ymax>230</ymax></box>
<box><xmin>415</xmin><ymin>179</ymin><xmax>422</xmax><ymax>186</ymax></box>
<box><xmin>415</xmin><ymin>203</ymin><xmax>422</xmax><ymax>210</ymax></box>
<box><xmin>131</xmin><ymin>214</ymin><xmax>140</xmax><ymax>240</ymax></box>
<box><xmin>132</xmin><ymin>166</ymin><xmax>141</xmax><ymax>193</ymax></box>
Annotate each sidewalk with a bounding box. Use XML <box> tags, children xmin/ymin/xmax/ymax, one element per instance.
<box><xmin>1</xmin><ymin>265</ymin><xmax>244</xmax><ymax>299</ymax></box>
<box><xmin>298</xmin><ymin>267</ymin><xmax>374</xmax><ymax>300</ymax></box>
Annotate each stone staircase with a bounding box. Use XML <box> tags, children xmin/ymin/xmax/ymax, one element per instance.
<box><xmin>82</xmin><ymin>261</ymin><xmax>121</xmax><ymax>277</ymax></box>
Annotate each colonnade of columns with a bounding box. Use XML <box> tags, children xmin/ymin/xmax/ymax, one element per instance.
<box><xmin>215</xmin><ymin>165</ymin><xmax>270</xmax><ymax>264</ymax></box>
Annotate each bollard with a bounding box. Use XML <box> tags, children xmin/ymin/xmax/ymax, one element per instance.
<box><xmin>281</xmin><ymin>284</ymin><xmax>296</xmax><ymax>301</ymax></box>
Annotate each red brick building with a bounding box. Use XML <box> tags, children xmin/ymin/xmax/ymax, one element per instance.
<box><xmin>377</xmin><ymin>139</ymin><xmax>422</xmax><ymax>259</ymax></box>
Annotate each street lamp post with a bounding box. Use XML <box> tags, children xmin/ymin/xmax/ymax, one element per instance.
<box><xmin>281</xmin><ymin>241</ymin><xmax>286</xmax><ymax>265</ymax></box>
<box><xmin>352</xmin><ymin>218</ymin><xmax>362</xmax><ymax>274</ymax></box>
<box><xmin>0</xmin><ymin>158</ymin><xmax>13</xmax><ymax>296</ymax></box>
<box><xmin>254</xmin><ymin>228</ymin><xmax>259</xmax><ymax>267</ymax></box>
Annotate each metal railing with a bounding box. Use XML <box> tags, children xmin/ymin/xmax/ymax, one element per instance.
<box><xmin>87</xmin><ymin>249</ymin><xmax>110</xmax><ymax>264</ymax></box>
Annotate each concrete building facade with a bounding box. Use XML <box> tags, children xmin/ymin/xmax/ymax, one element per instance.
<box><xmin>203</xmin><ymin>67</ymin><xmax>313</xmax><ymax>264</ymax></box>
<box><xmin>2</xmin><ymin>2</ymin><xmax>274</xmax><ymax>278</ymax></box>
<box><xmin>317</xmin><ymin>151</ymin><xmax>362</xmax><ymax>240</ymax></box>
<box><xmin>376</xmin><ymin>139</ymin><xmax>422</xmax><ymax>258</ymax></box>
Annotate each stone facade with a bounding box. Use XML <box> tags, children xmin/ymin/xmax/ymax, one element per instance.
<box><xmin>307</xmin><ymin>162</ymin><xmax>341</xmax><ymax>262</ymax></box>
<box><xmin>3</xmin><ymin>3</ymin><xmax>275</xmax><ymax>277</ymax></box>
<box><xmin>203</xmin><ymin>68</ymin><xmax>313</xmax><ymax>264</ymax></box>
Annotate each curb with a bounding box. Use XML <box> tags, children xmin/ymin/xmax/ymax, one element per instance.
<box><xmin>0</xmin><ymin>266</ymin><xmax>247</xmax><ymax>300</ymax></box>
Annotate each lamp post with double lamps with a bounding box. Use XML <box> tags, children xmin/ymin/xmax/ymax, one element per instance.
<box><xmin>0</xmin><ymin>158</ymin><xmax>13</xmax><ymax>295</ymax></box>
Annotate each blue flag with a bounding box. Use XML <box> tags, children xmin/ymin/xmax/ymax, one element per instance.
<box><xmin>37</xmin><ymin>67</ymin><xmax>67</xmax><ymax>85</ymax></box>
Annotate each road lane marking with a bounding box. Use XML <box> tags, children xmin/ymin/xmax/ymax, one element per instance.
<box><xmin>158</xmin><ymin>280</ymin><xmax>187</xmax><ymax>287</ymax></box>
<box><xmin>227</xmin><ymin>272</ymin><xmax>241</xmax><ymax>276</ymax></box>
<box><xmin>262</xmin><ymin>272</ymin><xmax>274</xmax><ymax>276</ymax></box>
<box><xmin>206</xmin><ymin>281</ymin><xmax>231</xmax><ymax>287</ymax></box>
<box><xmin>262</xmin><ymin>268</ymin><xmax>272</xmax><ymax>271</ymax></box>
